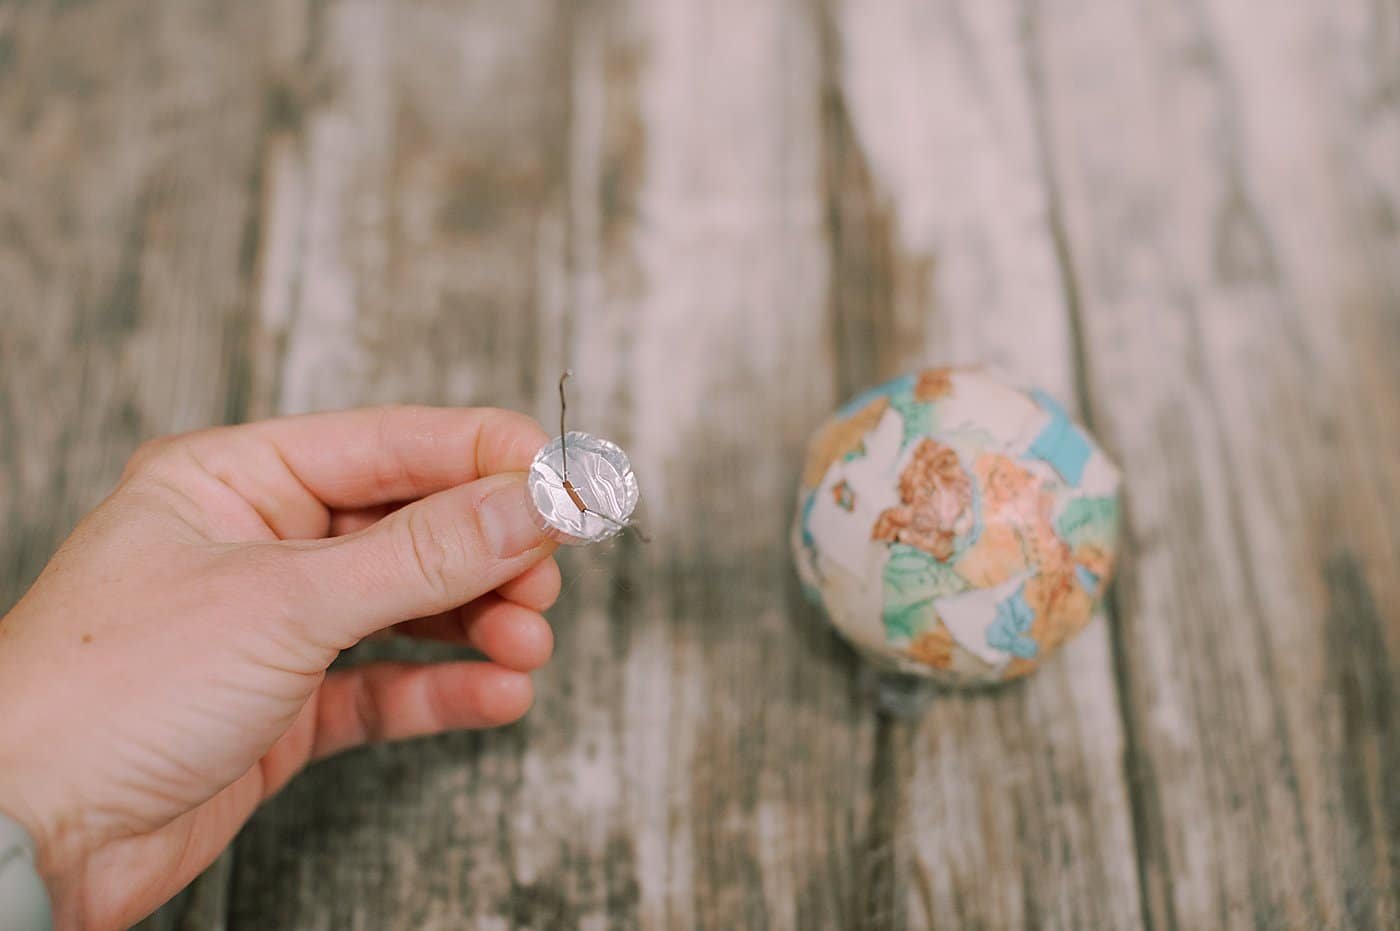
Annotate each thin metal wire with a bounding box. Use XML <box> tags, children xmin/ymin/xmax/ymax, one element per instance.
<box><xmin>590</xmin><ymin>508</ymin><xmax>652</xmax><ymax>543</ymax></box>
<box><xmin>554</xmin><ymin>368</ymin><xmax>650</xmax><ymax>543</ymax></box>
<box><xmin>559</xmin><ymin>369</ymin><xmax>573</xmax><ymax>483</ymax></box>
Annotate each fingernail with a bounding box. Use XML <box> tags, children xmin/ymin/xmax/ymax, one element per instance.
<box><xmin>479</xmin><ymin>476</ymin><xmax>544</xmax><ymax>558</ymax></box>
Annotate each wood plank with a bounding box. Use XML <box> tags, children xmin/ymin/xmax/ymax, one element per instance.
<box><xmin>616</xmin><ymin>5</ymin><xmax>875</xmax><ymax>926</ymax></box>
<box><xmin>826</xmin><ymin>2</ymin><xmax>1144</xmax><ymax>928</ymax></box>
<box><xmin>229</xmin><ymin>1</ymin><xmax>877</xmax><ymax>928</ymax></box>
<box><xmin>0</xmin><ymin>3</ymin><xmax>273</xmax><ymax>927</ymax></box>
<box><xmin>12</xmin><ymin>0</ymin><xmax>1390</xmax><ymax>927</ymax></box>
<box><xmin>228</xmin><ymin>2</ymin><xmax>579</xmax><ymax>928</ymax></box>
<box><xmin>1028</xmin><ymin>0</ymin><xmax>1400</xmax><ymax>927</ymax></box>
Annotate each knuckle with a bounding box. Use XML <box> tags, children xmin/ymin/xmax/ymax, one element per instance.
<box><xmin>122</xmin><ymin>436</ymin><xmax>178</xmax><ymax>479</ymax></box>
<box><xmin>350</xmin><ymin>669</ymin><xmax>385</xmax><ymax>744</ymax></box>
<box><xmin>120</xmin><ymin>425</ymin><xmax>238</xmax><ymax>483</ymax></box>
<box><xmin>370</xmin><ymin>405</ymin><xmax>413</xmax><ymax>496</ymax></box>
<box><xmin>398</xmin><ymin>506</ymin><xmax>464</xmax><ymax>604</ymax></box>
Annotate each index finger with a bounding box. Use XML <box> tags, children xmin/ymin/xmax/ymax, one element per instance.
<box><xmin>251</xmin><ymin>405</ymin><xmax>550</xmax><ymax>508</ymax></box>
<box><xmin>178</xmin><ymin>406</ymin><xmax>549</xmax><ymax>540</ymax></box>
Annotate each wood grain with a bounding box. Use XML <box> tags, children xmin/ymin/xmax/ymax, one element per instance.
<box><xmin>227</xmin><ymin>2</ymin><xmax>878</xmax><ymax>929</ymax></box>
<box><xmin>1027</xmin><ymin>0</ymin><xmax>1400</xmax><ymax>926</ymax></box>
<box><xmin>823</xmin><ymin>1</ymin><xmax>1144</xmax><ymax>929</ymax></box>
<box><xmin>228</xmin><ymin>3</ymin><xmax>580</xmax><ymax>929</ymax></box>
<box><xmin>0</xmin><ymin>0</ymin><xmax>267</xmax><ymax>584</ymax></box>
<box><xmin>2</xmin><ymin>0</ymin><xmax>1396</xmax><ymax>928</ymax></box>
<box><xmin>0</xmin><ymin>5</ymin><xmax>270</xmax><ymax>924</ymax></box>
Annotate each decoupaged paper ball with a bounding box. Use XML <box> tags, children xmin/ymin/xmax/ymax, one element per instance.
<box><xmin>792</xmin><ymin>367</ymin><xmax>1123</xmax><ymax>685</ymax></box>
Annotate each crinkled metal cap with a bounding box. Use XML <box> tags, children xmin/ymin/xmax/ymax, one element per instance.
<box><xmin>528</xmin><ymin>431</ymin><xmax>639</xmax><ymax>545</ymax></box>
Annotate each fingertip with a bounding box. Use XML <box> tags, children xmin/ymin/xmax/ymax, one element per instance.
<box><xmin>498</xmin><ymin>556</ymin><xmax>563</xmax><ymax>611</ymax></box>
<box><xmin>481</xmin><ymin>408</ymin><xmax>551</xmax><ymax>473</ymax></box>
<box><xmin>469</xmin><ymin>665</ymin><xmax>535</xmax><ymax>725</ymax></box>
<box><xmin>468</xmin><ymin>603</ymin><xmax>555</xmax><ymax>671</ymax></box>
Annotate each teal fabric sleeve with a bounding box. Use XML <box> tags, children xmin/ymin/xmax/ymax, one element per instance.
<box><xmin>0</xmin><ymin>809</ymin><xmax>53</xmax><ymax>931</ymax></box>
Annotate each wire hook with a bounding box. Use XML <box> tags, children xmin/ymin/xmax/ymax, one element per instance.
<box><xmin>554</xmin><ymin>369</ymin><xmax>651</xmax><ymax>543</ymax></box>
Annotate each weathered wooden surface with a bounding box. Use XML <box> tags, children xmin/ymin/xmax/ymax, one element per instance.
<box><xmin>0</xmin><ymin>0</ymin><xmax>1395</xmax><ymax>929</ymax></box>
<box><xmin>825</xmin><ymin>2</ymin><xmax>1142</xmax><ymax>928</ymax></box>
<box><xmin>1031</xmin><ymin>1</ymin><xmax>1400</xmax><ymax>927</ymax></box>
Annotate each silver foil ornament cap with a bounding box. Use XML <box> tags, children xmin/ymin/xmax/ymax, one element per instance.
<box><xmin>527</xmin><ymin>431</ymin><xmax>640</xmax><ymax>545</ymax></box>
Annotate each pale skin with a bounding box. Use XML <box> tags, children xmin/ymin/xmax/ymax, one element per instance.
<box><xmin>0</xmin><ymin>406</ymin><xmax>563</xmax><ymax>930</ymax></box>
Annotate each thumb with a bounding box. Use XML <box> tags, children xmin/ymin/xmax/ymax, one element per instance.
<box><xmin>291</xmin><ymin>472</ymin><xmax>556</xmax><ymax>643</ymax></box>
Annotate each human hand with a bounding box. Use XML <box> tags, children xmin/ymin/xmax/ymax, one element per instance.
<box><xmin>0</xmin><ymin>406</ymin><xmax>561</xmax><ymax>930</ymax></box>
